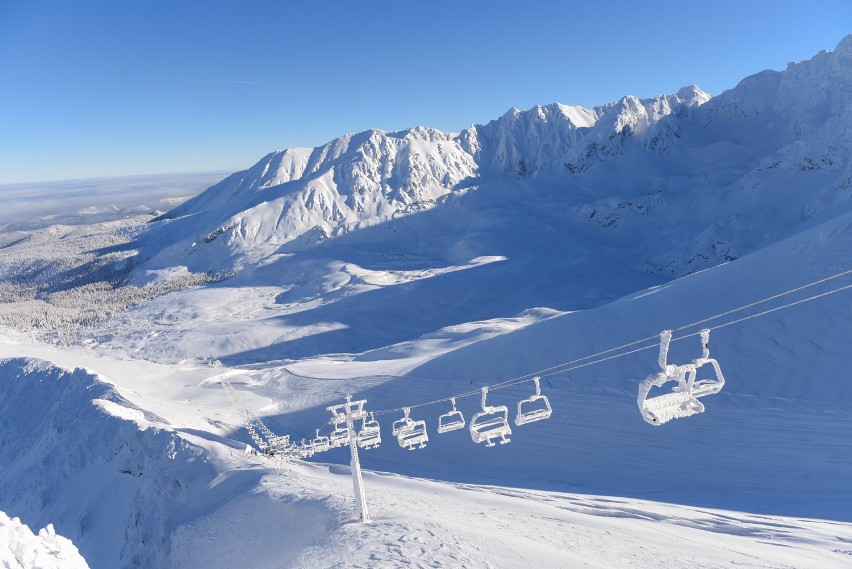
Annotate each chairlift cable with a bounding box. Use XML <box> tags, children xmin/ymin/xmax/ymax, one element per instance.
<box><xmin>369</xmin><ymin>273</ymin><xmax>852</xmax><ymax>416</ymax></box>
<box><xmin>487</xmin><ymin>266</ymin><xmax>852</xmax><ymax>387</ymax></box>
<box><xmin>366</xmin><ymin>266</ymin><xmax>852</xmax><ymax>406</ymax></box>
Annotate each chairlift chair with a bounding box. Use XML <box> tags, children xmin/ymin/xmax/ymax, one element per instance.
<box><xmin>297</xmin><ymin>439</ymin><xmax>315</xmax><ymax>459</ymax></box>
<box><xmin>357</xmin><ymin>413</ymin><xmax>382</xmax><ymax>450</ymax></box>
<box><xmin>311</xmin><ymin>429</ymin><xmax>330</xmax><ymax>453</ymax></box>
<box><xmin>257</xmin><ymin>421</ymin><xmax>275</xmax><ymax>440</ymax></box>
<box><xmin>273</xmin><ymin>433</ymin><xmax>290</xmax><ymax>447</ymax></box>
<box><xmin>246</xmin><ymin>423</ymin><xmax>270</xmax><ymax>453</ymax></box>
<box><xmin>637</xmin><ymin>329</ymin><xmax>725</xmax><ymax>425</ymax></box>
<box><xmin>281</xmin><ymin>442</ymin><xmax>300</xmax><ymax>459</ymax></box>
<box><xmin>469</xmin><ymin>387</ymin><xmax>511</xmax><ymax>447</ymax></box>
<box><xmin>328</xmin><ymin>425</ymin><xmax>351</xmax><ymax>448</ymax></box>
<box><xmin>395</xmin><ymin>408</ymin><xmax>429</xmax><ymax>450</ymax></box>
<box><xmin>515</xmin><ymin>377</ymin><xmax>552</xmax><ymax>426</ymax></box>
<box><xmin>437</xmin><ymin>397</ymin><xmax>465</xmax><ymax>434</ymax></box>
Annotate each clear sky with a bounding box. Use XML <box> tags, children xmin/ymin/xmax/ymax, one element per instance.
<box><xmin>1</xmin><ymin>0</ymin><xmax>849</xmax><ymax>184</ymax></box>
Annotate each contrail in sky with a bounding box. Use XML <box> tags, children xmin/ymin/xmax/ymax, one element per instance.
<box><xmin>119</xmin><ymin>73</ymin><xmax>260</xmax><ymax>85</ymax></box>
<box><xmin>18</xmin><ymin>72</ymin><xmax>261</xmax><ymax>86</ymax></box>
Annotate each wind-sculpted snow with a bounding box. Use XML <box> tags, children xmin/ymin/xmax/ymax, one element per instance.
<box><xmin>0</xmin><ymin>359</ymin><xmax>220</xmax><ymax>569</ymax></box>
<box><xmin>0</xmin><ymin>511</ymin><xmax>89</xmax><ymax>569</ymax></box>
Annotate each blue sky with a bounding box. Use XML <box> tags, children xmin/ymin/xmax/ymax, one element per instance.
<box><xmin>1</xmin><ymin>0</ymin><xmax>850</xmax><ymax>184</ymax></box>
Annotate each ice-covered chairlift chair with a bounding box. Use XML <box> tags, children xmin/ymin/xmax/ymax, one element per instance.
<box><xmin>396</xmin><ymin>407</ymin><xmax>429</xmax><ymax>450</ymax></box>
<box><xmin>357</xmin><ymin>413</ymin><xmax>382</xmax><ymax>450</ymax></box>
<box><xmin>328</xmin><ymin>423</ymin><xmax>351</xmax><ymax>448</ymax></box>
<box><xmin>246</xmin><ymin>423</ymin><xmax>270</xmax><ymax>454</ymax></box>
<box><xmin>311</xmin><ymin>429</ymin><xmax>330</xmax><ymax>453</ymax></box>
<box><xmin>327</xmin><ymin>413</ymin><xmax>350</xmax><ymax>448</ymax></box>
<box><xmin>282</xmin><ymin>441</ymin><xmax>301</xmax><ymax>459</ymax></box>
<box><xmin>469</xmin><ymin>387</ymin><xmax>512</xmax><ymax>447</ymax></box>
<box><xmin>637</xmin><ymin>329</ymin><xmax>725</xmax><ymax>425</ymax></box>
<box><xmin>437</xmin><ymin>397</ymin><xmax>465</xmax><ymax>433</ymax></box>
<box><xmin>297</xmin><ymin>439</ymin><xmax>315</xmax><ymax>459</ymax></box>
<box><xmin>515</xmin><ymin>377</ymin><xmax>552</xmax><ymax>426</ymax></box>
<box><xmin>272</xmin><ymin>433</ymin><xmax>290</xmax><ymax>449</ymax></box>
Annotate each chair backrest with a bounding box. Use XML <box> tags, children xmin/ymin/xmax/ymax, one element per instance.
<box><xmin>329</xmin><ymin>426</ymin><xmax>350</xmax><ymax>447</ymax></box>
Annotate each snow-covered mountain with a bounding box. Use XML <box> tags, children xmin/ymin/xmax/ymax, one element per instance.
<box><xmin>134</xmin><ymin>35</ymin><xmax>851</xmax><ymax>285</ymax></box>
<box><xmin>137</xmin><ymin>88</ymin><xmax>714</xmax><ymax>277</ymax></box>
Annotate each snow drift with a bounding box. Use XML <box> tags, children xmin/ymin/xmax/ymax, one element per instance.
<box><xmin>0</xmin><ymin>359</ymin><xmax>220</xmax><ymax>568</ymax></box>
<box><xmin>0</xmin><ymin>511</ymin><xmax>89</xmax><ymax>569</ymax></box>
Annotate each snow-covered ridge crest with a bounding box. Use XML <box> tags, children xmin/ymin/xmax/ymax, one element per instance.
<box><xmin>0</xmin><ymin>358</ymin><xmax>218</xmax><ymax>569</ymax></box>
<box><xmin>143</xmin><ymin>126</ymin><xmax>479</xmax><ymax>273</ymax></box>
<box><xmin>459</xmin><ymin>85</ymin><xmax>710</xmax><ymax>178</ymax></box>
<box><xmin>143</xmin><ymin>86</ymin><xmax>708</xmax><ymax>274</ymax></box>
<box><xmin>139</xmin><ymin>35</ymin><xmax>851</xmax><ymax>280</ymax></box>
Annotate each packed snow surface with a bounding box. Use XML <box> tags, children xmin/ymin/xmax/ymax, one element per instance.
<box><xmin>1</xmin><ymin>36</ymin><xmax>851</xmax><ymax>568</ymax></box>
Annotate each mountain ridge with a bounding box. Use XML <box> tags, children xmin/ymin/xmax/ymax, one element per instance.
<box><xmin>136</xmin><ymin>36</ymin><xmax>851</xmax><ymax>287</ymax></box>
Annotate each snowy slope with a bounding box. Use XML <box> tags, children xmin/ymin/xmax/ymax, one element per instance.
<box><xmin>0</xmin><ymin>511</ymin><xmax>89</xmax><ymax>569</ymax></box>
<box><xmin>0</xmin><ymin>359</ymin><xmax>225</xmax><ymax>568</ymax></box>
<box><xmin>179</xmin><ymin>206</ymin><xmax>847</xmax><ymax>523</ymax></box>
<box><xmin>0</xmin><ymin>347</ymin><xmax>850</xmax><ymax>569</ymax></box>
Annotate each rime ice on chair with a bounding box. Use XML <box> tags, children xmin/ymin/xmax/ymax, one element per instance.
<box><xmin>391</xmin><ymin>414</ymin><xmax>408</xmax><ymax>437</ymax></box>
<box><xmin>515</xmin><ymin>377</ymin><xmax>552</xmax><ymax>426</ymax></box>
<box><xmin>296</xmin><ymin>438</ymin><xmax>315</xmax><ymax>458</ymax></box>
<box><xmin>357</xmin><ymin>412</ymin><xmax>382</xmax><ymax>449</ymax></box>
<box><xmin>395</xmin><ymin>407</ymin><xmax>428</xmax><ymax>450</ymax></box>
<box><xmin>437</xmin><ymin>397</ymin><xmax>465</xmax><ymax>433</ymax></box>
<box><xmin>637</xmin><ymin>329</ymin><xmax>725</xmax><ymax>425</ymax></box>
<box><xmin>329</xmin><ymin>421</ymin><xmax>351</xmax><ymax>447</ymax></box>
<box><xmin>311</xmin><ymin>429</ymin><xmax>330</xmax><ymax>453</ymax></box>
<box><xmin>469</xmin><ymin>386</ymin><xmax>512</xmax><ymax>447</ymax></box>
